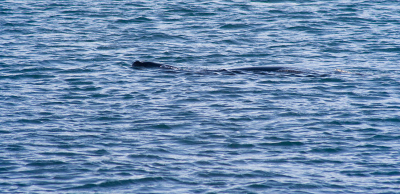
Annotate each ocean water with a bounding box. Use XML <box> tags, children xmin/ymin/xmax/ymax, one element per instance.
<box><xmin>1</xmin><ymin>0</ymin><xmax>400</xmax><ymax>193</ymax></box>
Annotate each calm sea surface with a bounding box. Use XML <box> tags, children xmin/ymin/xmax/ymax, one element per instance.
<box><xmin>1</xmin><ymin>0</ymin><xmax>400</xmax><ymax>193</ymax></box>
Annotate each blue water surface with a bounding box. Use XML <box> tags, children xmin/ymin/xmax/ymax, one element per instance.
<box><xmin>1</xmin><ymin>0</ymin><xmax>400</xmax><ymax>193</ymax></box>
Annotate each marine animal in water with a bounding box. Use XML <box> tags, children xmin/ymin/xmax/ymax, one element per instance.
<box><xmin>132</xmin><ymin>61</ymin><xmax>176</xmax><ymax>69</ymax></box>
<box><xmin>132</xmin><ymin>60</ymin><xmax>303</xmax><ymax>73</ymax></box>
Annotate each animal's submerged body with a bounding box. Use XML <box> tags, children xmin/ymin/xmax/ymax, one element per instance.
<box><xmin>230</xmin><ymin>66</ymin><xmax>285</xmax><ymax>71</ymax></box>
<box><xmin>132</xmin><ymin>61</ymin><xmax>302</xmax><ymax>74</ymax></box>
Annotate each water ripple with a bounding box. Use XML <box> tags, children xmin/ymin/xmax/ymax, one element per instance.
<box><xmin>1</xmin><ymin>0</ymin><xmax>400</xmax><ymax>193</ymax></box>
